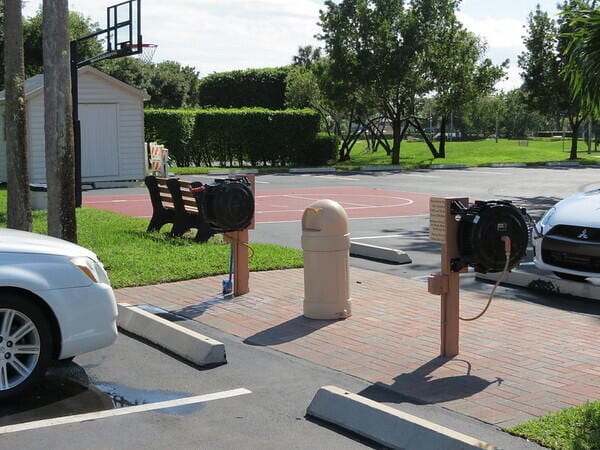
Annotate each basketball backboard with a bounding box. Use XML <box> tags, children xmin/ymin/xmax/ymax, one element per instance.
<box><xmin>75</xmin><ymin>0</ymin><xmax>142</xmax><ymax>67</ymax></box>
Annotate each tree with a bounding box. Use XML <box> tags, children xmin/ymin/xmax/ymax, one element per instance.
<box><xmin>418</xmin><ymin>25</ymin><xmax>506</xmax><ymax>156</ymax></box>
<box><xmin>292</xmin><ymin>45</ymin><xmax>322</xmax><ymax>68</ymax></box>
<box><xmin>285</xmin><ymin>59</ymin><xmax>370</xmax><ymax>161</ymax></box>
<box><xmin>4</xmin><ymin>0</ymin><xmax>31</xmax><ymax>231</ymax></box>
<box><xmin>563</xmin><ymin>3</ymin><xmax>600</xmax><ymax>112</ymax></box>
<box><xmin>147</xmin><ymin>61</ymin><xmax>199</xmax><ymax>108</ymax></box>
<box><xmin>519</xmin><ymin>3</ymin><xmax>588</xmax><ymax>159</ymax></box>
<box><xmin>101</xmin><ymin>59</ymin><xmax>199</xmax><ymax>108</ymax></box>
<box><xmin>43</xmin><ymin>0</ymin><xmax>77</xmax><ymax>242</ymax></box>
<box><xmin>1</xmin><ymin>9</ymin><xmax>102</xmax><ymax>88</ymax></box>
<box><xmin>99</xmin><ymin>57</ymin><xmax>151</xmax><ymax>91</ymax></box>
<box><xmin>318</xmin><ymin>0</ymin><xmax>463</xmax><ymax>164</ymax></box>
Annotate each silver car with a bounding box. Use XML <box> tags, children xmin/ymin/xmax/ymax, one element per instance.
<box><xmin>533</xmin><ymin>189</ymin><xmax>600</xmax><ymax>281</ymax></box>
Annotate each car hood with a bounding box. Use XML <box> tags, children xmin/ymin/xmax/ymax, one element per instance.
<box><xmin>548</xmin><ymin>189</ymin><xmax>600</xmax><ymax>228</ymax></box>
<box><xmin>0</xmin><ymin>228</ymin><xmax>97</xmax><ymax>259</ymax></box>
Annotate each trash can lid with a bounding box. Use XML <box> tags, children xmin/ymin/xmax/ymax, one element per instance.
<box><xmin>302</xmin><ymin>199</ymin><xmax>348</xmax><ymax>235</ymax></box>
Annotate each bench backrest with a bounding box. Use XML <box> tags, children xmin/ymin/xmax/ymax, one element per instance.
<box><xmin>166</xmin><ymin>177</ymin><xmax>203</xmax><ymax>215</ymax></box>
<box><xmin>145</xmin><ymin>176</ymin><xmax>202</xmax><ymax>215</ymax></box>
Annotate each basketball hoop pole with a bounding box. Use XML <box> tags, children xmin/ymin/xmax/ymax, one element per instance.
<box><xmin>70</xmin><ymin>41</ymin><xmax>83</xmax><ymax>207</ymax></box>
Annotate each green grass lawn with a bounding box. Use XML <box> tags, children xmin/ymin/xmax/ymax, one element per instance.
<box><xmin>336</xmin><ymin>138</ymin><xmax>600</xmax><ymax>170</ymax></box>
<box><xmin>0</xmin><ymin>192</ymin><xmax>302</xmax><ymax>289</ymax></box>
<box><xmin>508</xmin><ymin>401</ymin><xmax>600</xmax><ymax>449</ymax></box>
<box><xmin>166</xmin><ymin>138</ymin><xmax>599</xmax><ymax>174</ymax></box>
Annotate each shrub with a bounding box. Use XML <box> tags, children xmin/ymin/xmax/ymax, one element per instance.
<box><xmin>145</xmin><ymin>108</ymin><xmax>322</xmax><ymax>167</ymax></box>
<box><xmin>192</xmin><ymin>108</ymin><xmax>320</xmax><ymax>166</ymax></box>
<box><xmin>144</xmin><ymin>109</ymin><xmax>196</xmax><ymax>166</ymax></box>
<box><xmin>296</xmin><ymin>132</ymin><xmax>339</xmax><ymax>166</ymax></box>
<box><xmin>198</xmin><ymin>67</ymin><xmax>290</xmax><ymax>110</ymax></box>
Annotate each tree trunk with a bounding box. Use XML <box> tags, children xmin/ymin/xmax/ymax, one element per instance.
<box><xmin>43</xmin><ymin>0</ymin><xmax>77</xmax><ymax>242</ymax></box>
<box><xmin>568</xmin><ymin>117</ymin><xmax>581</xmax><ymax>161</ymax></box>
<box><xmin>439</xmin><ymin>115</ymin><xmax>447</xmax><ymax>159</ymax></box>
<box><xmin>4</xmin><ymin>0</ymin><xmax>32</xmax><ymax>231</ymax></box>
<box><xmin>391</xmin><ymin>118</ymin><xmax>402</xmax><ymax>165</ymax></box>
<box><xmin>410</xmin><ymin>117</ymin><xmax>440</xmax><ymax>158</ymax></box>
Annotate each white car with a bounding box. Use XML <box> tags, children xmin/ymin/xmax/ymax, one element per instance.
<box><xmin>533</xmin><ymin>189</ymin><xmax>600</xmax><ymax>281</ymax></box>
<box><xmin>0</xmin><ymin>229</ymin><xmax>118</xmax><ymax>399</ymax></box>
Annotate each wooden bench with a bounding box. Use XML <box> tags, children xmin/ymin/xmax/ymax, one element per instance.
<box><xmin>144</xmin><ymin>175</ymin><xmax>213</xmax><ymax>242</ymax></box>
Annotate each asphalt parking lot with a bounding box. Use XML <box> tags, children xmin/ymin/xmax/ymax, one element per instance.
<box><xmin>0</xmin><ymin>319</ymin><xmax>375</xmax><ymax>450</ymax></box>
<box><xmin>4</xmin><ymin>166</ymin><xmax>598</xmax><ymax>448</ymax></box>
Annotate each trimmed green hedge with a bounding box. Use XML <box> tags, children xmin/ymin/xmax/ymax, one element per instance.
<box><xmin>145</xmin><ymin>108</ymin><xmax>326</xmax><ymax>167</ymax></box>
<box><xmin>198</xmin><ymin>68</ymin><xmax>289</xmax><ymax>110</ymax></box>
<box><xmin>308</xmin><ymin>133</ymin><xmax>340</xmax><ymax>166</ymax></box>
<box><xmin>144</xmin><ymin>109</ymin><xmax>196</xmax><ymax>166</ymax></box>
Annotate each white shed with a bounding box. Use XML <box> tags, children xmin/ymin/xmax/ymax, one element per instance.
<box><xmin>0</xmin><ymin>66</ymin><xmax>150</xmax><ymax>186</ymax></box>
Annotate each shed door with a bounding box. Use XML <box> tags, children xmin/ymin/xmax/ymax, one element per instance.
<box><xmin>80</xmin><ymin>103</ymin><xmax>119</xmax><ymax>177</ymax></box>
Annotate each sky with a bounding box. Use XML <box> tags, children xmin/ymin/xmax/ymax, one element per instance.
<box><xmin>22</xmin><ymin>0</ymin><xmax>561</xmax><ymax>91</ymax></box>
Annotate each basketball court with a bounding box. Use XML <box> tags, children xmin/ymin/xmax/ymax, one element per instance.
<box><xmin>82</xmin><ymin>186</ymin><xmax>432</xmax><ymax>224</ymax></box>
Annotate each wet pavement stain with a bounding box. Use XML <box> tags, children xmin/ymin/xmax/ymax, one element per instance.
<box><xmin>93</xmin><ymin>382</ymin><xmax>202</xmax><ymax>415</ymax></box>
<box><xmin>0</xmin><ymin>362</ymin><xmax>200</xmax><ymax>428</ymax></box>
<box><xmin>0</xmin><ymin>374</ymin><xmax>114</xmax><ymax>426</ymax></box>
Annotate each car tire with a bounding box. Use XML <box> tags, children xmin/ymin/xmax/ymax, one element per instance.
<box><xmin>553</xmin><ymin>271</ymin><xmax>588</xmax><ymax>282</ymax></box>
<box><xmin>0</xmin><ymin>294</ymin><xmax>53</xmax><ymax>400</ymax></box>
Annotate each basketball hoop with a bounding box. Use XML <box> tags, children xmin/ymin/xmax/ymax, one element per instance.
<box><xmin>127</xmin><ymin>43</ymin><xmax>157</xmax><ymax>64</ymax></box>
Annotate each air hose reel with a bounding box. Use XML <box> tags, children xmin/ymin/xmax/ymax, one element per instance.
<box><xmin>194</xmin><ymin>177</ymin><xmax>255</xmax><ymax>234</ymax></box>
<box><xmin>452</xmin><ymin>200</ymin><xmax>529</xmax><ymax>273</ymax></box>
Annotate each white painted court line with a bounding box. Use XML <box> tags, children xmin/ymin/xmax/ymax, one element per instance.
<box><xmin>352</xmin><ymin>234</ymin><xmax>407</xmax><ymax>240</ymax></box>
<box><xmin>257</xmin><ymin>213</ymin><xmax>430</xmax><ymax>224</ymax></box>
<box><xmin>468</xmin><ymin>170</ymin><xmax>507</xmax><ymax>175</ymax></box>
<box><xmin>84</xmin><ymin>199</ymin><xmax>149</xmax><ymax>204</ymax></box>
<box><xmin>0</xmin><ymin>388</ymin><xmax>251</xmax><ymax>435</ymax></box>
<box><xmin>404</xmin><ymin>173</ymin><xmax>440</xmax><ymax>178</ymax></box>
<box><xmin>438</xmin><ymin>169</ymin><xmax>506</xmax><ymax>175</ymax></box>
<box><xmin>313</xmin><ymin>175</ymin><xmax>360</xmax><ymax>181</ymax></box>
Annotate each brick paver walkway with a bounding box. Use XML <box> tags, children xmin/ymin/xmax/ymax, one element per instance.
<box><xmin>116</xmin><ymin>268</ymin><xmax>600</xmax><ymax>428</ymax></box>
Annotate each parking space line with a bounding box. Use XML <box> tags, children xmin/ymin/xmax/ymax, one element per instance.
<box><xmin>0</xmin><ymin>388</ymin><xmax>251</xmax><ymax>435</ymax></box>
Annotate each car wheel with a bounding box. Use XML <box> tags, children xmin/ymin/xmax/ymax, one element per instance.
<box><xmin>0</xmin><ymin>295</ymin><xmax>53</xmax><ymax>400</ymax></box>
<box><xmin>553</xmin><ymin>271</ymin><xmax>588</xmax><ymax>282</ymax></box>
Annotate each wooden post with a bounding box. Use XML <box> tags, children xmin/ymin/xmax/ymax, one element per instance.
<box><xmin>428</xmin><ymin>197</ymin><xmax>468</xmax><ymax>357</ymax></box>
<box><xmin>224</xmin><ymin>174</ymin><xmax>255</xmax><ymax>297</ymax></box>
<box><xmin>226</xmin><ymin>229</ymin><xmax>249</xmax><ymax>296</ymax></box>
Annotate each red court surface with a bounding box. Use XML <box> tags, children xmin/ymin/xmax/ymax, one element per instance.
<box><xmin>83</xmin><ymin>187</ymin><xmax>431</xmax><ymax>223</ymax></box>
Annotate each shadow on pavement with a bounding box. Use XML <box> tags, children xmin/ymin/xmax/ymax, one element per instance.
<box><xmin>244</xmin><ymin>315</ymin><xmax>337</xmax><ymax>346</ymax></box>
<box><xmin>359</xmin><ymin>357</ymin><xmax>501</xmax><ymax>405</ymax></box>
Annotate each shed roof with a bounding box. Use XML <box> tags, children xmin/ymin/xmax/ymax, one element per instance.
<box><xmin>0</xmin><ymin>66</ymin><xmax>150</xmax><ymax>102</ymax></box>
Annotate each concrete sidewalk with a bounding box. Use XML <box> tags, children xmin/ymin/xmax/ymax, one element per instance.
<box><xmin>116</xmin><ymin>268</ymin><xmax>600</xmax><ymax>428</ymax></box>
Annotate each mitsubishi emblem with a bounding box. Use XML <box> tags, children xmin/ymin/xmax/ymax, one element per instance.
<box><xmin>578</xmin><ymin>229</ymin><xmax>589</xmax><ymax>240</ymax></box>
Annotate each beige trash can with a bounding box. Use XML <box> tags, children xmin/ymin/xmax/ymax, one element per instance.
<box><xmin>302</xmin><ymin>199</ymin><xmax>351</xmax><ymax>319</ymax></box>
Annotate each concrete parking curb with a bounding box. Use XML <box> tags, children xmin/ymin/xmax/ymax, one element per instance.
<box><xmin>289</xmin><ymin>167</ymin><xmax>335</xmax><ymax>174</ymax></box>
<box><xmin>429</xmin><ymin>164</ymin><xmax>469</xmax><ymax>170</ymax></box>
<box><xmin>307</xmin><ymin>386</ymin><xmax>495</xmax><ymax>450</ymax></box>
<box><xmin>359</xmin><ymin>165</ymin><xmax>403</xmax><ymax>172</ymax></box>
<box><xmin>117</xmin><ymin>304</ymin><xmax>226</xmax><ymax>366</ymax></box>
<box><xmin>546</xmin><ymin>161</ymin><xmax>580</xmax><ymax>167</ymax></box>
<box><xmin>488</xmin><ymin>163</ymin><xmax>527</xmax><ymax>168</ymax></box>
<box><xmin>350</xmin><ymin>242</ymin><xmax>411</xmax><ymax>264</ymax></box>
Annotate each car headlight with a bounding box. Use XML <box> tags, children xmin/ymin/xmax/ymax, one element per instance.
<box><xmin>70</xmin><ymin>256</ymin><xmax>111</xmax><ymax>285</ymax></box>
<box><xmin>538</xmin><ymin>207</ymin><xmax>556</xmax><ymax>231</ymax></box>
